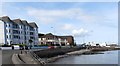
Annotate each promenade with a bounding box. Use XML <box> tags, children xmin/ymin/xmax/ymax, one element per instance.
<box><xmin>1</xmin><ymin>46</ymin><xmax>120</xmax><ymax>65</ymax></box>
<box><xmin>2</xmin><ymin>50</ymin><xmax>20</xmax><ymax>64</ymax></box>
<box><xmin>1</xmin><ymin>47</ymin><xmax>88</xmax><ymax>65</ymax></box>
<box><xmin>10</xmin><ymin>48</ymin><xmax>90</xmax><ymax>64</ymax></box>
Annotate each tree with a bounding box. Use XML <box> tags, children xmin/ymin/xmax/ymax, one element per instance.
<box><xmin>29</xmin><ymin>39</ymin><xmax>33</xmax><ymax>44</ymax></box>
<box><xmin>73</xmin><ymin>42</ymin><xmax>77</xmax><ymax>46</ymax></box>
<box><xmin>29</xmin><ymin>39</ymin><xmax>33</xmax><ymax>49</ymax></box>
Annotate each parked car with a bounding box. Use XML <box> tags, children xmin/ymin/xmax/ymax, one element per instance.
<box><xmin>48</xmin><ymin>46</ymin><xmax>54</xmax><ymax>49</ymax></box>
<box><xmin>19</xmin><ymin>45</ymin><xmax>24</xmax><ymax>50</ymax></box>
<box><xmin>25</xmin><ymin>46</ymin><xmax>28</xmax><ymax>50</ymax></box>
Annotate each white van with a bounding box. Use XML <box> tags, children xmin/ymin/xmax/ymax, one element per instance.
<box><xmin>13</xmin><ymin>45</ymin><xmax>20</xmax><ymax>49</ymax></box>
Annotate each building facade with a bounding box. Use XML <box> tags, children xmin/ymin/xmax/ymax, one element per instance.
<box><xmin>38</xmin><ymin>33</ymin><xmax>74</xmax><ymax>46</ymax></box>
<box><xmin>0</xmin><ymin>16</ymin><xmax>38</xmax><ymax>46</ymax></box>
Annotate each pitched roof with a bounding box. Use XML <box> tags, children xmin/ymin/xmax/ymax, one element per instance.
<box><xmin>58</xmin><ymin>36</ymin><xmax>74</xmax><ymax>39</ymax></box>
<box><xmin>39</xmin><ymin>33</ymin><xmax>72</xmax><ymax>39</ymax></box>
<box><xmin>21</xmin><ymin>20</ymin><xmax>30</xmax><ymax>26</ymax></box>
<box><xmin>40</xmin><ymin>33</ymin><xmax>56</xmax><ymax>38</ymax></box>
<box><xmin>0</xmin><ymin>16</ymin><xmax>38</xmax><ymax>28</ymax></box>
<box><xmin>12</xmin><ymin>19</ymin><xmax>24</xmax><ymax>25</ymax></box>
<box><xmin>28</xmin><ymin>22</ymin><xmax>38</xmax><ymax>28</ymax></box>
<box><xmin>0</xmin><ymin>16</ymin><xmax>12</xmax><ymax>22</ymax></box>
<box><xmin>38</xmin><ymin>33</ymin><xmax>45</xmax><ymax>38</ymax></box>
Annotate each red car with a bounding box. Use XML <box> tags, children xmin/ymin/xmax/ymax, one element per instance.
<box><xmin>48</xmin><ymin>46</ymin><xmax>54</xmax><ymax>49</ymax></box>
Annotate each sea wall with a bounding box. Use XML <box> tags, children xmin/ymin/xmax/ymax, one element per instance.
<box><xmin>33</xmin><ymin>47</ymin><xmax>81</xmax><ymax>58</ymax></box>
<box><xmin>33</xmin><ymin>47</ymin><xmax>120</xmax><ymax>63</ymax></box>
<box><xmin>91</xmin><ymin>47</ymin><xmax>120</xmax><ymax>51</ymax></box>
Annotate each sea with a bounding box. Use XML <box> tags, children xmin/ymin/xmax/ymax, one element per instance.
<box><xmin>52</xmin><ymin>50</ymin><xmax>119</xmax><ymax>64</ymax></box>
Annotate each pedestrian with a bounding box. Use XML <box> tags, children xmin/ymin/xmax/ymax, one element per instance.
<box><xmin>21</xmin><ymin>50</ymin><xmax>22</xmax><ymax>54</ymax></box>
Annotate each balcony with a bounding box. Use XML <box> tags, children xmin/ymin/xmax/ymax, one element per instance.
<box><xmin>13</xmin><ymin>30</ymin><xmax>20</xmax><ymax>35</ymax></box>
<box><xmin>13</xmin><ymin>24</ymin><xmax>19</xmax><ymax>29</ymax></box>
<box><xmin>30</xmin><ymin>27</ymin><xmax>34</xmax><ymax>31</ymax></box>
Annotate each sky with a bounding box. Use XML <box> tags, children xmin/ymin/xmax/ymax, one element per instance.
<box><xmin>0</xmin><ymin>1</ymin><xmax>118</xmax><ymax>44</ymax></box>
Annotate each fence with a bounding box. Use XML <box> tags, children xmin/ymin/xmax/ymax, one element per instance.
<box><xmin>29</xmin><ymin>51</ymin><xmax>46</xmax><ymax>65</ymax></box>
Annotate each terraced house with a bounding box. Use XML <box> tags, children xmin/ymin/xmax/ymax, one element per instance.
<box><xmin>38</xmin><ymin>33</ymin><xmax>74</xmax><ymax>46</ymax></box>
<box><xmin>0</xmin><ymin>16</ymin><xmax>38</xmax><ymax>46</ymax></box>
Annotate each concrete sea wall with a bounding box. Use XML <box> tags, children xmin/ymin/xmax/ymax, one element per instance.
<box><xmin>33</xmin><ymin>47</ymin><xmax>81</xmax><ymax>58</ymax></box>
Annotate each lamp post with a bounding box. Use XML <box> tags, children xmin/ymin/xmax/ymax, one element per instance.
<box><xmin>51</xmin><ymin>27</ymin><xmax>55</xmax><ymax>46</ymax></box>
<box><xmin>29</xmin><ymin>39</ymin><xmax>33</xmax><ymax>49</ymax></box>
<box><xmin>83</xmin><ymin>36</ymin><xmax>85</xmax><ymax>44</ymax></box>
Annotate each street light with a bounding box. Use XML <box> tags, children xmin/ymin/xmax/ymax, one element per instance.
<box><xmin>51</xmin><ymin>27</ymin><xmax>55</xmax><ymax>45</ymax></box>
<box><xmin>29</xmin><ymin>39</ymin><xmax>33</xmax><ymax>49</ymax></box>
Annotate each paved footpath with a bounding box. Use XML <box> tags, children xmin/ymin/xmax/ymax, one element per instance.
<box><xmin>19</xmin><ymin>51</ymin><xmax>38</xmax><ymax>64</ymax></box>
<box><xmin>2</xmin><ymin>50</ymin><xmax>20</xmax><ymax>64</ymax></box>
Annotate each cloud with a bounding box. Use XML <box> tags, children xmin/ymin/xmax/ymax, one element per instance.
<box><xmin>62</xmin><ymin>24</ymin><xmax>74</xmax><ymax>30</ymax></box>
<box><xmin>27</xmin><ymin>7</ymin><xmax>96</xmax><ymax>24</ymax></box>
<box><xmin>27</xmin><ymin>6</ymin><xmax>117</xmax><ymax>27</ymax></box>
<box><xmin>72</xmin><ymin>28</ymin><xmax>91</xmax><ymax>37</ymax></box>
<box><xmin>95</xmin><ymin>8</ymin><xmax>118</xmax><ymax>28</ymax></box>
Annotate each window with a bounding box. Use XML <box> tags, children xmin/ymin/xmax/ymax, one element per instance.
<box><xmin>6</xmin><ymin>29</ymin><xmax>8</xmax><ymax>33</ymax></box>
<box><xmin>47</xmin><ymin>38</ymin><xmax>50</xmax><ymax>40</ymax></box>
<box><xmin>6</xmin><ymin>23</ymin><xmax>10</xmax><ymax>27</ymax></box>
<box><xmin>9</xmin><ymin>35</ymin><xmax>11</xmax><ymax>39</ymax></box>
<box><xmin>13</xmin><ymin>35</ymin><xmax>18</xmax><ymax>39</ymax></box>
<box><xmin>41</xmin><ymin>42</ymin><xmax>43</xmax><ymax>44</ymax></box>
<box><xmin>30</xmin><ymin>37</ymin><xmax>34</xmax><ymax>39</ymax></box>
<box><xmin>40</xmin><ymin>38</ymin><xmax>42</xmax><ymax>40</ymax></box>
<box><xmin>19</xmin><ymin>36</ymin><xmax>20</xmax><ymax>39</ymax></box>
<box><xmin>25</xmin><ymin>36</ymin><xmax>26</xmax><ymax>40</ymax></box>
<box><xmin>30</xmin><ymin>32</ymin><xmax>34</xmax><ymax>35</ymax></box>
<box><xmin>7</xmin><ymin>35</ymin><xmax>8</xmax><ymax>38</ymax></box>
<box><xmin>36</xmin><ymin>29</ymin><xmax>38</xmax><ymax>31</ymax></box>
<box><xmin>9</xmin><ymin>30</ymin><xmax>10</xmax><ymax>33</ymax></box>
<box><xmin>13</xmin><ymin>30</ymin><xmax>19</xmax><ymax>34</ymax></box>
<box><xmin>9</xmin><ymin>24</ymin><xmax>10</xmax><ymax>27</ymax></box>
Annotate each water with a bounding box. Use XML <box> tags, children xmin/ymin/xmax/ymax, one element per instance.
<box><xmin>52</xmin><ymin>50</ymin><xmax>119</xmax><ymax>64</ymax></box>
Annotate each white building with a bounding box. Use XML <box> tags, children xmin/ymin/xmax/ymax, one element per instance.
<box><xmin>38</xmin><ymin>33</ymin><xmax>69</xmax><ymax>46</ymax></box>
<box><xmin>100</xmin><ymin>42</ymin><xmax>107</xmax><ymax>47</ymax></box>
<box><xmin>0</xmin><ymin>16</ymin><xmax>38</xmax><ymax>46</ymax></box>
<box><xmin>39</xmin><ymin>38</ymin><xmax>68</xmax><ymax>46</ymax></box>
<box><xmin>86</xmin><ymin>42</ymin><xmax>96</xmax><ymax>46</ymax></box>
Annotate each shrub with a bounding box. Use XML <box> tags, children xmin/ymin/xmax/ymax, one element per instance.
<box><xmin>2</xmin><ymin>44</ymin><xmax>11</xmax><ymax>47</ymax></box>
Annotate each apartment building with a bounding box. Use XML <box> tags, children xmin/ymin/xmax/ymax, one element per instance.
<box><xmin>38</xmin><ymin>33</ymin><xmax>74</xmax><ymax>46</ymax></box>
<box><xmin>0</xmin><ymin>16</ymin><xmax>38</xmax><ymax>46</ymax></box>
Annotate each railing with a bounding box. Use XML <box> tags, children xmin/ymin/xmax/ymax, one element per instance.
<box><xmin>29</xmin><ymin>51</ymin><xmax>46</xmax><ymax>65</ymax></box>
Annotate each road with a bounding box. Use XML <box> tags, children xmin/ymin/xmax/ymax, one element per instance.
<box><xmin>2</xmin><ymin>50</ymin><xmax>20</xmax><ymax>64</ymax></box>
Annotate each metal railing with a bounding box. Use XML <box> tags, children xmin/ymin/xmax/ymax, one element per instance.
<box><xmin>29</xmin><ymin>51</ymin><xmax>46</xmax><ymax>65</ymax></box>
